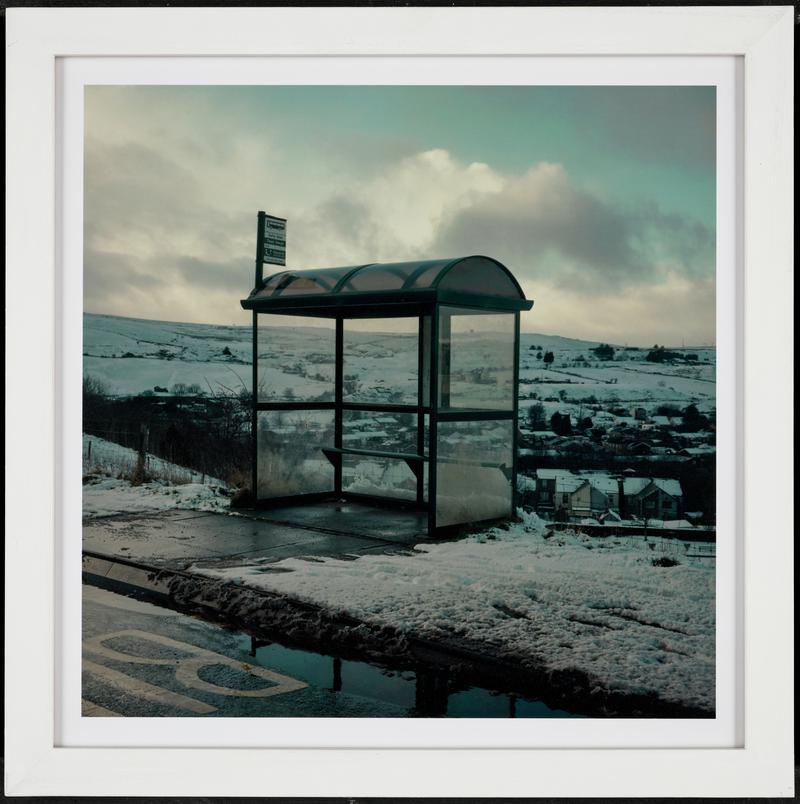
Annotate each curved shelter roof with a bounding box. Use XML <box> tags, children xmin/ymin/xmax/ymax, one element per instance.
<box><xmin>242</xmin><ymin>256</ymin><xmax>533</xmax><ymax>318</ymax></box>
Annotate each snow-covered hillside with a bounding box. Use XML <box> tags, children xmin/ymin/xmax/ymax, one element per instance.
<box><xmin>84</xmin><ymin>313</ymin><xmax>716</xmax><ymax>412</ymax></box>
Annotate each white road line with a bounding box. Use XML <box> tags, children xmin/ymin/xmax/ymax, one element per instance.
<box><xmin>83</xmin><ymin>659</ymin><xmax>217</xmax><ymax>715</ymax></box>
<box><xmin>85</xmin><ymin>630</ymin><xmax>308</xmax><ymax>699</ymax></box>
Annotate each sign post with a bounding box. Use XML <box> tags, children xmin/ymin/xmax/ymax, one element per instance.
<box><xmin>253</xmin><ymin>210</ymin><xmax>286</xmax><ymax>500</ymax></box>
<box><xmin>254</xmin><ymin>210</ymin><xmax>286</xmax><ymax>289</ymax></box>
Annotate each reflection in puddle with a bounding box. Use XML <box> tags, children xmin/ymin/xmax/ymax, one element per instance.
<box><xmin>238</xmin><ymin>634</ymin><xmax>580</xmax><ymax>718</ymax></box>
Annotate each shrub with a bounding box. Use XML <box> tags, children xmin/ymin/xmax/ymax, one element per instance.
<box><xmin>592</xmin><ymin>343</ymin><xmax>615</xmax><ymax>360</ymax></box>
<box><xmin>550</xmin><ymin>411</ymin><xmax>572</xmax><ymax>436</ymax></box>
<box><xmin>652</xmin><ymin>556</ymin><xmax>680</xmax><ymax>567</ymax></box>
<box><xmin>527</xmin><ymin>402</ymin><xmax>546</xmax><ymax>429</ymax></box>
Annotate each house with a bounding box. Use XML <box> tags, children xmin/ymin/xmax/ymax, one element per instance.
<box><xmin>651</xmin><ymin>415</ymin><xmax>680</xmax><ymax>429</ymax></box>
<box><xmin>558</xmin><ymin>479</ymin><xmax>611</xmax><ymax>519</ymax></box>
<box><xmin>533</xmin><ymin>468</ymin><xmax>576</xmax><ymax>511</ymax></box>
<box><xmin>678</xmin><ymin>446</ymin><xmax>716</xmax><ymax>458</ymax></box>
<box><xmin>630</xmin><ymin>406</ymin><xmax>648</xmax><ymax>421</ymax></box>
<box><xmin>534</xmin><ymin>470</ymin><xmax>683</xmax><ymax>523</ymax></box>
<box><xmin>629</xmin><ymin>478</ymin><xmax>683</xmax><ymax>520</ymax></box>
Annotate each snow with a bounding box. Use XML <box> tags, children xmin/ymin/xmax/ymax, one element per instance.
<box><xmin>536</xmin><ymin>468</ymin><xmax>577</xmax><ymax>480</ymax></box>
<box><xmin>536</xmin><ymin>470</ymin><xmax>682</xmax><ymax>502</ymax></box>
<box><xmin>81</xmin><ymin>314</ymin><xmax>716</xmax><ymax>711</ymax></box>
<box><xmin>191</xmin><ymin>512</ymin><xmax>715</xmax><ymax>712</ymax></box>
<box><xmin>652</xmin><ymin>478</ymin><xmax>683</xmax><ymax>497</ymax></box>
<box><xmin>82</xmin><ymin>477</ymin><xmax>232</xmax><ymax>519</ymax></box>
<box><xmin>83</xmin><ymin>433</ymin><xmax>223</xmax><ymax>485</ymax></box>
<box><xmin>85</xmin><ymin>314</ymin><xmax>716</xmax><ymax>416</ymax></box>
<box><xmin>82</xmin><ymin>433</ymin><xmax>231</xmax><ymax>518</ymax></box>
<box><xmin>555</xmin><ymin>476</ymin><xmax>586</xmax><ymax>493</ymax></box>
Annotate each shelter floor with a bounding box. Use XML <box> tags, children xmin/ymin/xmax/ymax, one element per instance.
<box><xmin>244</xmin><ymin>500</ymin><xmax>428</xmax><ymax>543</ymax></box>
<box><xmin>83</xmin><ymin>502</ymin><xmax>429</xmax><ymax>571</ymax></box>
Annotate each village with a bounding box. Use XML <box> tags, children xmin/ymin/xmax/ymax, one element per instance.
<box><xmin>508</xmin><ymin>342</ymin><xmax>716</xmax><ymax>534</ymax></box>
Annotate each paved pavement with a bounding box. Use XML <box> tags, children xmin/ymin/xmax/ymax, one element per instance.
<box><xmin>83</xmin><ymin>501</ymin><xmax>428</xmax><ymax>570</ymax></box>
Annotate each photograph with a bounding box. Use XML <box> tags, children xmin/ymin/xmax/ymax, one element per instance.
<box><xmin>5</xmin><ymin>4</ymin><xmax>795</xmax><ymax>798</ymax></box>
<box><xmin>80</xmin><ymin>84</ymin><xmax>719</xmax><ymax>720</ymax></box>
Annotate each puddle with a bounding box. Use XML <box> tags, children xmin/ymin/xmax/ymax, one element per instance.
<box><xmin>234</xmin><ymin>634</ymin><xmax>581</xmax><ymax>718</ymax></box>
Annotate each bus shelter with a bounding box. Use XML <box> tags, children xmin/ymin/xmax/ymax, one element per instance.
<box><xmin>241</xmin><ymin>256</ymin><xmax>534</xmax><ymax>537</ymax></box>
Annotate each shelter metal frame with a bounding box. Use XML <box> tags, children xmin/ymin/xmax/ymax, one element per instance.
<box><xmin>242</xmin><ymin>254</ymin><xmax>533</xmax><ymax>537</ymax></box>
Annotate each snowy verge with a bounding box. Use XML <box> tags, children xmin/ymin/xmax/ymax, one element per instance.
<box><xmin>190</xmin><ymin>510</ymin><xmax>715</xmax><ymax>713</ymax></box>
<box><xmin>83</xmin><ymin>433</ymin><xmax>232</xmax><ymax>518</ymax></box>
<box><xmin>82</xmin><ymin>476</ymin><xmax>233</xmax><ymax>518</ymax></box>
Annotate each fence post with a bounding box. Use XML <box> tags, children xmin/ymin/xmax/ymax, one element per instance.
<box><xmin>133</xmin><ymin>424</ymin><xmax>149</xmax><ymax>484</ymax></box>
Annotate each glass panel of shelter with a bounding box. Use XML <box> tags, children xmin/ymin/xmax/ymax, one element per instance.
<box><xmin>257</xmin><ymin>314</ymin><xmax>335</xmax><ymax>403</ymax></box>
<box><xmin>255</xmin><ymin>306</ymin><xmax>521</xmax><ymax>520</ymax></box>
<box><xmin>256</xmin><ymin>409</ymin><xmax>335</xmax><ymax>499</ymax></box>
<box><xmin>342</xmin><ymin>317</ymin><xmax>419</xmax><ymax>405</ymax></box>
<box><xmin>434</xmin><ymin>306</ymin><xmax>517</xmax><ymax>529</ymax></box>
<box><xmin>436</xmin><ymin>419</ymin><xmax>513</xmax><ymax>527</ymax></box>
<box><xmin>437</xmin><ymin>307</ymin><xmax>515</xmax><ymax>411</ymax></box>
<box><xmin>340</xmin><ymin>316</ymin><xmax>430</xmax><ymax>504</ymax></box>
<box><xmin>255</xmin><ymin>312</ymin><xmax>433</xmax><ymax>506</ymax></box>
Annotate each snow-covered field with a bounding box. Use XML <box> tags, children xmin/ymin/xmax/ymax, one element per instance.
<box><xmin>192</xmin><ymin>511</ymin><xmax>715</xmax><ymax>712</ymax></box>
<box><xmin>82</xmin><ymin>433</ymin><xmax>231</xmax><ymax>518</ymax></box>
<box><xmin>84</xmin><ymin>313</ymin><xmax>716</xmax><ymax>413</ymax></box>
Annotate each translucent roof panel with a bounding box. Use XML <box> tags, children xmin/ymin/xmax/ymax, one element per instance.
<box><xmin>436</xmin><ymin>257</ymin><xmax>523</xmax><ymax>298</ymax></box>
<box><xmin>338</xmin><ymin>259</ymin><xmax>455</xmax><ymax>293</ymax></box>
<box><xmin>255</xmin><ymin>265</ymin><xmax>370</xmax><ymax>298</ymax></box>
<box><xmin>244</xmin><ymin>256</ymin><xmax>531</xmax><ymax>311</ymax></box>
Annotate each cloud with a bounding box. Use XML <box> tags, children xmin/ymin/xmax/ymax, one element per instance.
<box><xmin>520</xmin><ymin>274</ymin><xmax>716</xmax><ymax>346</ymax></box>
<box><xmin>431</xmin><ymin>161</ymin><xmax>714</xmax><ymax>293</ymax></box>
<box><xmin>83</xmin><ymin>114</ymin><xmax>715</xmax><ymax>342</ymax></box>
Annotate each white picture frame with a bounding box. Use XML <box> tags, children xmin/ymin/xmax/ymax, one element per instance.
<box><xmin>5</xmin><ymin>6</ymin><xmax>793</xmax><ymax>798</ymax></box>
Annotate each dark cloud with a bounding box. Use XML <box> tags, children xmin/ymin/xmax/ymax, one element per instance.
<box><xmin>293</xmin><ymin>195</ymin><xmax>406</xmax><ymax>266</ymax></box>
<box><xmin>432</xmin><ymin>164</ymin><xmax>713</xmax><ymax>293</ymax></box>
<box><xmin>561</xmin><ymin>86</ymin><xmax>716</xmax><ymax>170</ymax></box>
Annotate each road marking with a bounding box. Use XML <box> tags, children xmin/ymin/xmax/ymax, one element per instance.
<box><xmin>84</xmin><ymin>629</ymin><xmax>195</xmax><ymax>666</ymax></box>
<box><xmin>81</xmin><ymin>698</ymin><xmax>122</xmax><ymax>717</ymax></box>
<box><xmin>84</xmin><ymin>629</ymin><xmax>308</xmax><ymax>700</ymax></box>
<box><xmin>174</xmin><ymin>657</ymin><xmax>307</xmax><ymax>699</ymax></box>
<box><xmin>83</xmin><ymin>658</ymin><xmax>217</xmax><ymax>714</ymax></box>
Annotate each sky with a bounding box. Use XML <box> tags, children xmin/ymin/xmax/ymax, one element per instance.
<box><xmin>84</xmin><ymin>85</ymin><xmax>716</xmax><ymax>345</ymax></box>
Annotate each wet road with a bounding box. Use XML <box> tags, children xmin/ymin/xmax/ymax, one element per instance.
<box><xmin>82</xmin><ymin>584</ymin><xmax>578</xmax><ymax>718</ymax></box>
<box><xmin>82</xmin><ymin>584</ymin><xmax>408</xmax><ymax>717</ymax></box>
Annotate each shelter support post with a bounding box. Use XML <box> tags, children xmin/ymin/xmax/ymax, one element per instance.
<box><xmin>255</xmin><ymin>210</ymin><xmax>266</xmax><ymax>290</ymax></box>
<box><xmin>334</xmin><ymin>317</ymin><xmax>344</xmax><ymax>495</ymax></box>
<box><xmin>512</xmin><ymin>311</ymin><xmax>520</xmax><ymax>516</ymax></box>
<box><xmin>416</xmin><ymin>315</ymin><xmax>426</xmax><ymax>507</ymax></box>
<box><xmin>251</xmin><ymin>311</ymin><xmax>258</xmax><ymax>501</ymax></box>
<box><xmin>427</xmin><ymin>305</ymin><xmax>439</xmax><ymax>535</ymax></box>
